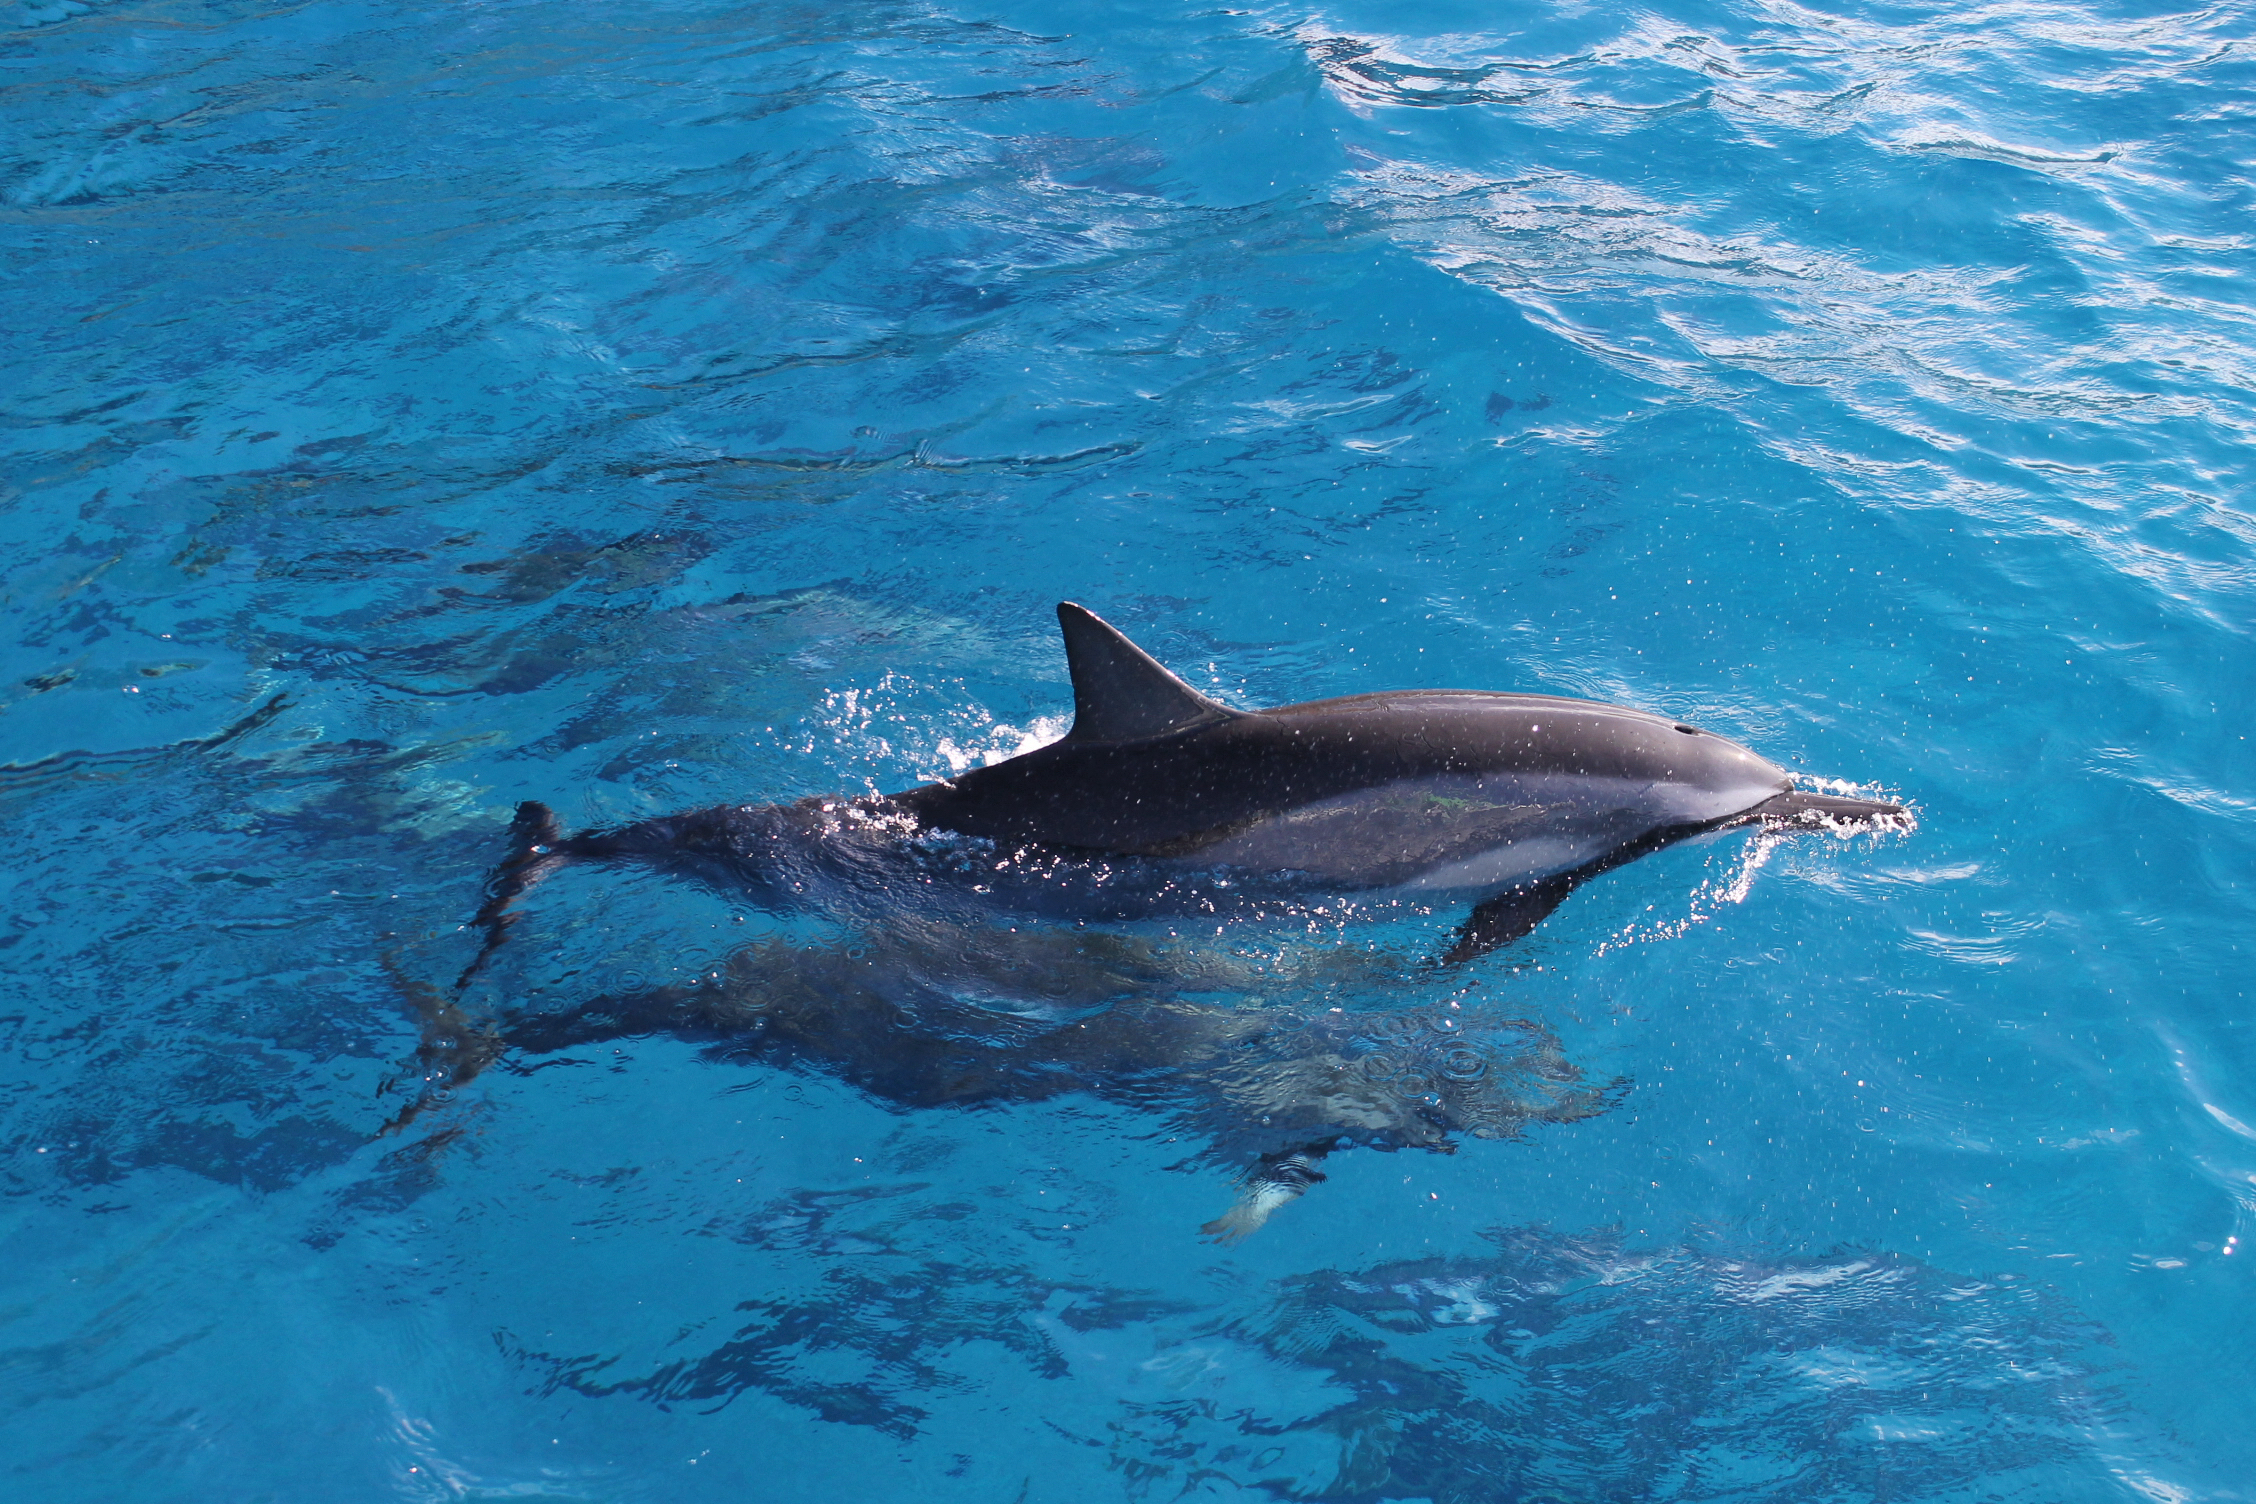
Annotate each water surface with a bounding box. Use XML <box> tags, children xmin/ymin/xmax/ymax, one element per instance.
<box><xmin>5</xmin><ymin>0</ymin><xmax>2253</xmax><ymax>1497</ymax></box>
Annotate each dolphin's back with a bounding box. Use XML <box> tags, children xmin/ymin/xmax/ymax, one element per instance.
<box><xmin>894</xmin><ymin>684</ymin><xmax>1791</xmax><ymax>889</ymax></box>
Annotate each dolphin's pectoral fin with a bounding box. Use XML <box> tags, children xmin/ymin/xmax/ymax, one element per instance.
<box><xmin>455</xmin><ymin>800</ymin><xmax>569</xmax><ymax>993</ymax></box>
<box><xmin>1440</xmin><ymin>875</ymin><xmax>1578</xmax><ymax>964</ymax></box>
<box><xmin>1199</xmin><ymin>1142</ymin><xmax>1334</xmax><ymax>1244</ymax></box>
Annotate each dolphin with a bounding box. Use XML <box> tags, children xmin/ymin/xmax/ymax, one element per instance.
<box><xmin>466</xmin><ymin>602</ymin><xmax>1903</xmax><ymax>975</ymax></box>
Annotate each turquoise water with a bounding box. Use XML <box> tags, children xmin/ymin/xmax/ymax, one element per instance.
<box><xmin>6</xmin><ymin>0</ymin><xmax>2254</xmax><ymax>1496</ymax></box>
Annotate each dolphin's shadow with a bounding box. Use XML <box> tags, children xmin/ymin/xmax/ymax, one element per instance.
<box><xmin>389</xmin><ymin>916</ymin><xmax>1621</xmax><ymax>1238</ymax></box>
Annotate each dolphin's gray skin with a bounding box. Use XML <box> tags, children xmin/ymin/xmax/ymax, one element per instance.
<box><xmin>467</xmin><ymin>602</ymin><xmax>1903</xmax><ymax>976</ymax></box>
<box><xmin>393</xmin><ymin>924</ymin><xmax>1621</xmax><ymax>1240</ymax></box>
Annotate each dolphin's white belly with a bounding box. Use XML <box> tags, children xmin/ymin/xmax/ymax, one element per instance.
<box><xmin>1400</xmin><ymin>837</ymin><xmax>1588</xmax><ymax>892</ymax></box>
<box><xmin>1166</xmin><ymin>771</ymin><xmax>1774</xmax><ymax>890</ymax></box>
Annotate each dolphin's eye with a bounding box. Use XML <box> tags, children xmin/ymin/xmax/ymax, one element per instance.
<box><xmin>1674</xmin><ymin>724</ymin><xmax>1699</xmax><ymax>735</ymax></box>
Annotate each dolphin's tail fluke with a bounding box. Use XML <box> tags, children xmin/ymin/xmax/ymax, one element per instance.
<box><xmin>1744</xmin><ymin>789</ymin><xmax>1909</xmax><ymax>828</ymax></box>
<box><xmin>376</xmin><ymin>949</ymin><xmax>505</xmax><ymax>1136</ymax></box>
<box><xmin>382</xmin><ymin>800</ymin><xmax>583</xmax><ymax>1130</ymax></box>
<box><xmin>454</xmin><ymin>800</ymin><xmax>571</xmax><ymax>993</ymax></box>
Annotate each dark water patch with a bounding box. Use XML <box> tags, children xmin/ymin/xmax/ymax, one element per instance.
<box><xmin>1167</xmin><ymin>1230</ymin><xmax>2135</xmax><ymax>1502</ymax></box>
<box><xmin>507</xmin><ymin>1223</ymin><xmax>2145</xmax><ymax>1497</ymax></box>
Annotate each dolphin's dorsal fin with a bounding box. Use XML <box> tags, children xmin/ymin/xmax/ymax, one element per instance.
<box><xmin>1057</xmin><ymin>602</ymin><xmax>1238</xmax><ymax>743</ymax></box>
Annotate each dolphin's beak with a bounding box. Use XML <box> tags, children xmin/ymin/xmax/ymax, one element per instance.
<box><xmin>1744</xmin><ymin>790</ymin><xmax>1909</xmax><ymax>828</ymax></box>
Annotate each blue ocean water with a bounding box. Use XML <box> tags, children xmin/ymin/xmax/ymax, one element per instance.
<box><xmin>6</xmin><ymin>0</ymin><xmax>2254</xmax><ymax>1496</ymax></box>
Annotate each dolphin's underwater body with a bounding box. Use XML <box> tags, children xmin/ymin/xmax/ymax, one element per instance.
<box><xmin>402</xmin><ymin>926</ymin><xmax>1621</xmax><ymax>1239</ymax></box>
<box><xmin>433</xmin><ymin>603</ymin><xmax>1905</xmax><ymax>1236</ymax></box>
